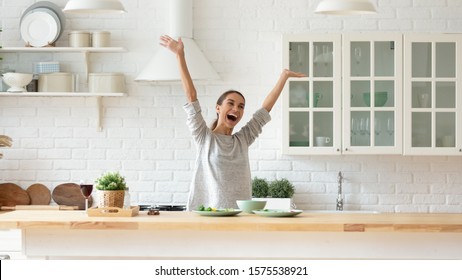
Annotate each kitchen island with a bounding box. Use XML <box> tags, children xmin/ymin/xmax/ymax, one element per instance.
<box><xmin>0</xmin><ymin>210</ymin><xmax>461</xmax><ymax>259</ymax></box>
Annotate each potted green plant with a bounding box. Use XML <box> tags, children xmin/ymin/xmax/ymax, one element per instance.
<box><xmin>95</xmin><ymin>171</ymin><xmax>127</xmax><ymax>208</ymax></box>
<box><xmin>251</xmin><ymin>177</ymin><xmax>269</xmax><ymax>198</ymax></box>
<box><xmin>252</xmin><ymin>177</ymin><xmax>296</xmax><ymax>209</ymax></box>
<box><xmin>268</xmin><ymin>178</ymin><xmax>295</xmax><ymax>198</ymax></box>
<box><xmin>267</xmin><ymin>178</ymin><xmax>295</xmax><ymax>209</ymax></box>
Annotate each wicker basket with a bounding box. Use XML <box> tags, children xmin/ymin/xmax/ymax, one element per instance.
<box><xmin>98</xmin><ymin>190</ymin><xmax>125</xmax><ymax>208</ymax></box>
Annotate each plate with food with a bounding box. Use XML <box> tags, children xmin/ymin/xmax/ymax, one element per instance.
<box><xmin>252</xmin><ymin>209</ymin><xmax>303</xmax><ymax>217</ymax></box>
<box><xmin>193</xmin><ymin>205</ymin><xmax>242</xmax><ymax>216</ymax></box>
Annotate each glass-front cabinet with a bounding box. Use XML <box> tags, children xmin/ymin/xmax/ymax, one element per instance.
<box><xmin>342</xmin><ymin>34</ymin><xmax>403</xmax><ymax>154</ymax></box>
<box><xmin>283</xmin><ymin>33</ymin><xmax>461</xmax><ymax>156</ymax></box>
<box><xmin>282</xmin><ymin>34</ymin><xmax>342</xmax><ymax>155</ymax></box>
<box><xmin>404</xmin><ymin>34</ymin><xmax>462</xmax><ymax>155</ymax></box>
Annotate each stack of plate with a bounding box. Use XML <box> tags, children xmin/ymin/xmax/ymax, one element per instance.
<box><xmin>20</xmin><ymin>1</ymin><xmax>66</xmax><ymax>47</ymax></box>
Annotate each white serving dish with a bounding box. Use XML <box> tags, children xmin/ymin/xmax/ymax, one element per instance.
<box><xmin>2</xmin><ymin>73</ymin><xmax>33</xmax><ymax>92</ymax></box>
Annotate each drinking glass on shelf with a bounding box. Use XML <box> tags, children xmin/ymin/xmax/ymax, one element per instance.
<box><xmin>375</xmin><ymin>118</ymin><xmax>382</xmax><ymax>136</ymax></box>
<box><xmin>387</xmin><ymin>117</ymin><xmax>394</xmax><ymax>136</ymax></box>
<box><xmin>322</xmin><ymin>45</ymin><xmax>329</xmax><ymax>66</ymax></box>
<box><xmin>314</xmin><ymin>45</ymin><xmax>320</xmax><ymax>64</ymax></box>
<box><xmin>79</xmin><ymin>180</ymin><xmax>93</xmax><ymax>211</ymax></box>
<box><xmin>354</xmin><ymin>47</ymin><xmax>362</xmax><ymax>64</ymax></box>
<box><xmin>351</xmin><ymin>117</ymin><xmax>358</xmax><ymax>145</ymax></box>
<box><xmin>360</xmin><ymin>117</ymin><xmax>369</xmax><ymax>135</ymax></box>
<box><xmin>297</xmin><ymin>45</ymin><xmax>303</xmax><ymax>66</ymax></box>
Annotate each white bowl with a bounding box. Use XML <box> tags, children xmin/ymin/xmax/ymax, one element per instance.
<box><xmin>2</xmin><ymin>72</ymin><xmax>33</xmax><ymax>92</ymax></box>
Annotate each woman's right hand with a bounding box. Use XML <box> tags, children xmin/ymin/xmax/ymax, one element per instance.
<box><xmin>160</xmin><ymin>35</ymin><xmax>197</xmax><ymax>102</ymax></box>
<box><xmin>160</xmin><ymin>35</ymin><xmax>184</xmax><ymax>56</ymax></box>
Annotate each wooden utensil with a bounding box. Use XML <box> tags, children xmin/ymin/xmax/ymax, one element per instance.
<box><xmin>0</xmin><ymin>135</ymin><xmax>13</xmax><ymax>147</ymax></box>
<box><xmin>0</xmin><ymin>183</ymin><xmax>30</xmax><ymax>206</ymax></box>
<box><xmin>26</xmin><ymin>183</ymin><xmax>51</xmax><ymax>205</ymax></box>
<box><xmin>52</xmin><ymin>183</ymin><xmax>93</xmax><ymax>210</ymax></box>
<box><xmin>1</xmin><ymin>205</ymin><xmax>78</xmax><ymax>211</ymax></box>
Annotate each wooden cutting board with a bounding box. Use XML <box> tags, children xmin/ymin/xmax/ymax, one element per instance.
<box><xmin>26</xmin><ymin>183</ymin><xmax>51</xmax><ymax>205</ymax></box>
<box><xmin>0</xmin><ymin>183</ymin><xmax>31</xmax><ymax>206</ymax></box>
<box><xmin>52</xmin><ymin>183</ymin><xmax>93</xmax><ymax>210</ymax></box>
<box><xmin>1</xmin><ymin>205</ymin><xmax>78</xmax><ymax>211</ymax></box>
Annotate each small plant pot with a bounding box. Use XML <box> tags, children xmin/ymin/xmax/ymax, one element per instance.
<box><xmin>98</xmin><ymin>190</ymin><xmax>125</xmax><ymax>208</ymax></box>
<box><xmin>252</xmin><ymin>198</ymin><xmax>294</xmax><ymax>210</ymax></box>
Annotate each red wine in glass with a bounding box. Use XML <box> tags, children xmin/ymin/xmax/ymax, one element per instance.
<box><xmin>79</xmin><ymin>183</ymin><xmax>93</xmax><ymax>211</ymax></box>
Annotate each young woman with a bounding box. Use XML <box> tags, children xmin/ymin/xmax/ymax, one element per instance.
<box><xmin>160</xmin><ymin>35</ymin><xmax>305</xmax><ymax>211</ymax></box>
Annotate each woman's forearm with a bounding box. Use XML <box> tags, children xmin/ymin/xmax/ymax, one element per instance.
<box><xmin>262</xmin><ymin>69</ymin><xmax>306</xmax><ymax>112</ymax></box>
<box><xmin>177</xmin><ymin>52</ymin><xmax>197</xmax><ymax>103</ymax></box>
<box><xmin>262</xmin><ymin>71</ymin><xmax>289</xmax><ymax>112</ymax></box>
<box><xmin>160</xmin><ymin>35</ymin><xmax>197</xmax><ymax>103</ymax></box>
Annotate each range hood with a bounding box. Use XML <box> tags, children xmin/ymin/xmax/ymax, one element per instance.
<box><xmin>135</xmin><ymin>0</ymin><xmax>219</xmax><ymax>82</ymax></box>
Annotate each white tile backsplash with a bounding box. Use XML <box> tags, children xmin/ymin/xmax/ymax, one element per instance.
<box><xmin>0</xmin><ymin>0</ymin><xmax>462</xmax><ymax>213</ymax></box>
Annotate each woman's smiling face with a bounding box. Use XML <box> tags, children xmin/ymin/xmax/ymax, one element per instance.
<box><xmin>216</xmin><ymin>92</ymin><xmax>245</xmax><ymax>129</ymax></box>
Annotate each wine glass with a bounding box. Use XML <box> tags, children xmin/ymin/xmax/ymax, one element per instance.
<box><xmin>314</xmin><ymin>45</ymin><xmax>320</xmax><ymax>64</ymax></box>
<box><xmin>79</xmin><ymin>180</ymin><xmax>93</xmax><ymax>211</ymax></box>
<box><xmin>322</xmin><ymin>45</ymin><xmax>329</xmax><ymax>66</ymax></box>
<box><xmin>351</xmin><ymin>117</ymin><xmax>358</xmax><ymax>145</ymax></box>
<box><xmin>297</xmin><ymin>44</ymin><xmax>303</xmax><ymax>66</ymax></box>
<box><xmin>360</xmin><ymin>117</ymin><xmax>369</xmax><ymax>136</ymax></box>
<box><xmin>387</xmin><ymin>117</ymin><xmax>394</xmax><ymax>136</ymax></box>
<box><xmin>375</xmin><ymin>118</ymin><xmax>382</xmax><ymax>136</ymax></box>
<box><xmin>354</xmin><ymin>46</ymin><xmax>362</xmax><ymax>64</ymax></box>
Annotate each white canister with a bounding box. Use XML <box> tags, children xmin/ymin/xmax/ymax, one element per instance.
<box><xmin>91</xmin><ymin>31</ymin><xmax>111</xmax><ymax>47</ymax></box>
<box><xmin>88</xmin><ymin>73</ymin><xmax>125</xmax><ymax>93</ymax></box>
<box><xmin>38</xmin><ymin>73</ymin><xmax>76</xmax><ymax>92</ymax></box>
<box><xmin>69</xmin><ymin>31</ymin><xmax>91</xmax><ymax>47</ymax></box>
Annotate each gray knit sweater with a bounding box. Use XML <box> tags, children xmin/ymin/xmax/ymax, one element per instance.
<box><xmin>183</xmin><ymin>100</ymin><xmax>271</xmax><ymax>211</ymax></box>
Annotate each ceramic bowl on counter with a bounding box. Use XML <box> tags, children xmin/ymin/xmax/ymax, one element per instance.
<box><xmin>236</xmin><ymin>200</ymin><xmax>267</xmax><ymax>213</ymax></box>
<box><xmin>2</xmin><ymin>72</ymin><xmax>33</xmax><ymax>92</ymax></box>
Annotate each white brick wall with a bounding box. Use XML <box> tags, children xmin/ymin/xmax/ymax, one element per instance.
<box><xmin>1</xmin><ymin>0</ymin><xmax>462</xmax><ymax>213</ymax></box>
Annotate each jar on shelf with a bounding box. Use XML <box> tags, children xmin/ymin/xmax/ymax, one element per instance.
<box><xmin>91</xmin><ymin>31</ymin><xmax>111</xmax><ymax>48</ymax></box>
<box><xmin>88</xmin><ymin>73</ymin><xmax>125</xmax><ymax>93</ymax></box>
<box><xmin>69</xmin><ymin>31</ymin><xmax>91</xmax><ymax>47</ymax></box>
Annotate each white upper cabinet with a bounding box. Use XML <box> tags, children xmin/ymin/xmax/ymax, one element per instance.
<box><xmin>282</xmin><ymin>33</ymin><xmax>402</xmax><ymax>155</ymax></box>
<box><xmin>342</xmin><ymin>34</ymin><xmax>403</xmax><ymax>154</ymax></box>
<box><xmin>404</xmin><ymin>34</ymin><xmax>462</xmax><ymax>155</ymax></box>
<box><xmin>282</xmin><ymin>34</ymin><xmax>342</xmax><ymax>155</ymax></box>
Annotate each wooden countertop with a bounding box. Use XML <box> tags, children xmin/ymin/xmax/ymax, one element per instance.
<box><xmin>1</xmin><ymin>210</ymin><xmax>462</xmax><ymax>233</ymax></box>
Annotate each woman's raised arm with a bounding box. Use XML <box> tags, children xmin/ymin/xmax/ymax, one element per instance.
<box><xmin>262</xmin><ymin>69</ymin><xmax>306</xmax><ymax>112</ymax></box>
<box><xmin>160</xmin><ymin>35</ymin><xmax>197</xmax><ymax>103</ymax></box>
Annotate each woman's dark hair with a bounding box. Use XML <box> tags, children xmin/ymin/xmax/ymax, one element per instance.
<box><xmin>210</xmin><ymin>90</ymin><xmax>245</xmax><ymax>130</ymax></box>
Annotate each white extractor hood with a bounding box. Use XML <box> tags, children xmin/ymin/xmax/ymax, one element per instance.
<box><xmin>135</xmin><ymin>0</ymin><xmax>219</xmax><ymax>82</ymax></box>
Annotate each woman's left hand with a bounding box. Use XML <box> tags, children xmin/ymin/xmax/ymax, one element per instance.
<box><xmin>281</xmin><ymin>69</ymin><xmax>306</xmax><ymax>79</ymax></box>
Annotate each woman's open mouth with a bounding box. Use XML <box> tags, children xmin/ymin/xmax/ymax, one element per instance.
<box><xmin>227</xmin><ymin>114</ymin><xmax>238</xmax><ymax>122</ymax></box>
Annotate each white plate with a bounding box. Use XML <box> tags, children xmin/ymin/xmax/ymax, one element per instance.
<box><xmin>252</xmin><ymin>209</ymin><xmax>303</xmax><ymax>217</ymax></box>
<box><xmin>193</xmin><ymin>209</ymin><xmax>242</xmax><ymax>216</ymax></box>
<box><xmin>34</xmin><ymin>8</ymin><xmax>61</xmax><ymax>43</ymax></box>
<box><xmin>20</xmin><ymin>1</ymin><xmax>66</xmax><ymax>41</ymax></box>
<box><xmin>20</xmin><ymin>10</ymin><xmax>59</xmax><ymax>47</ymax></box>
